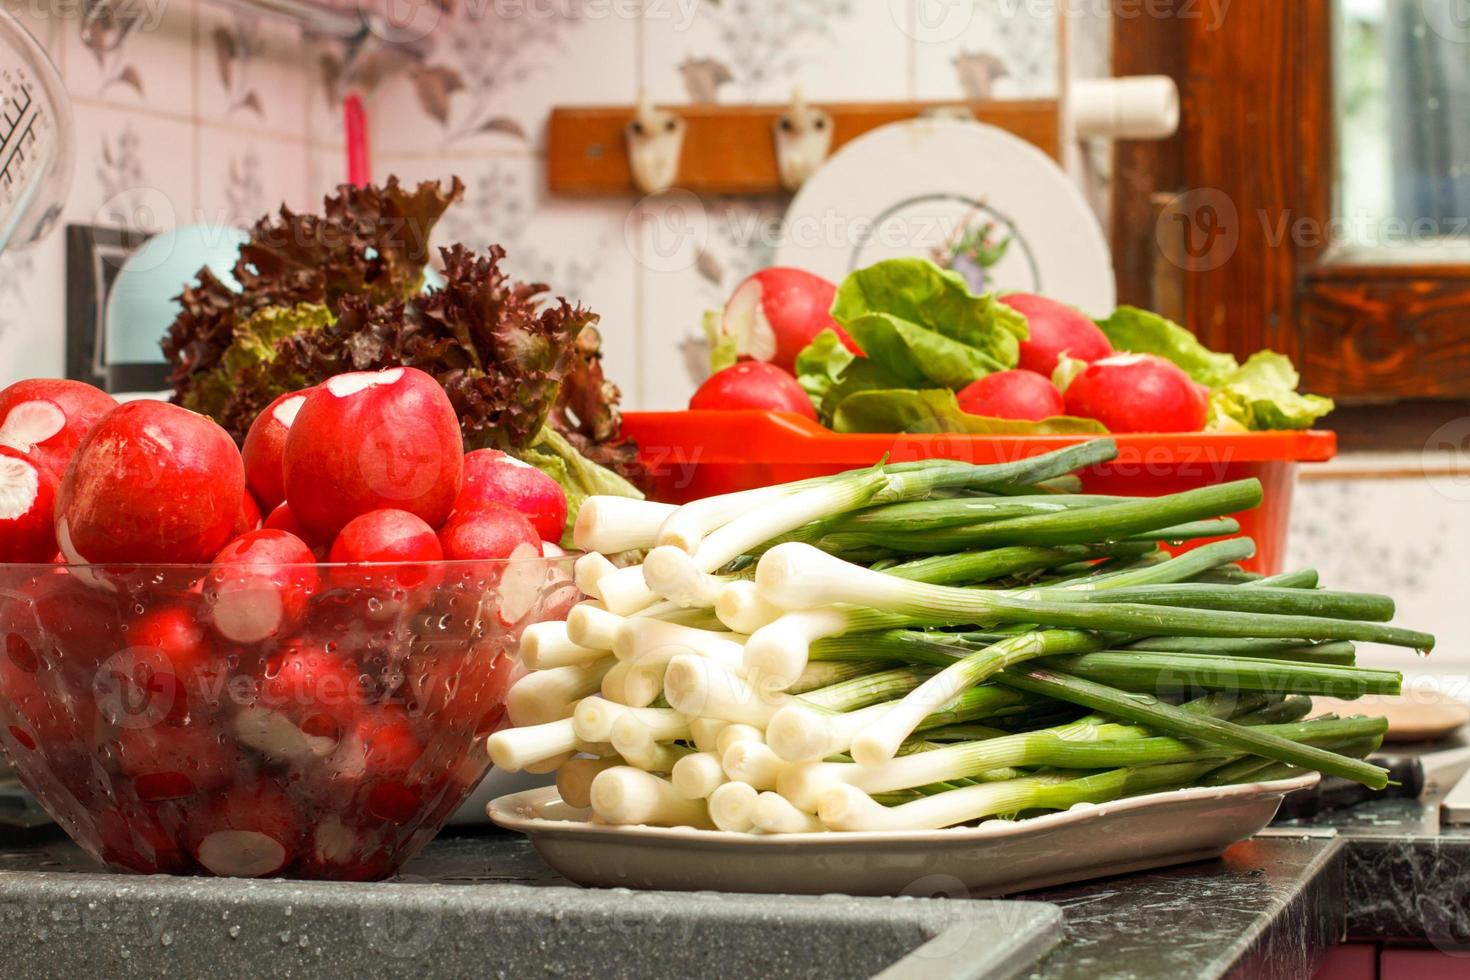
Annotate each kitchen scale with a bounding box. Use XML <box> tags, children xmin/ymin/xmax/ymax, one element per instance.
<box><xmin>0</xmin><ymin>8</ymin><xmax>70</xmax><ymax>832</ymax></box>
<box><xmin>0</xmin><ymin>10</ymin><xmax>71</xmax><ymax>256</ymax></box>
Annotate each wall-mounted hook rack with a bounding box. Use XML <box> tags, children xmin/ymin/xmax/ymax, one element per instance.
<box><xmin>548</xmin><ymin>99</ymin><xmax>1062</xmax><ymax>197</ymax></box>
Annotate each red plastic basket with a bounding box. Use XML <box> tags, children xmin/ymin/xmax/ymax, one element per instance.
<box><xmin>620</xmin><ymin>411</ymin><xmax>1338</xmax><ymax>575</ymax></box>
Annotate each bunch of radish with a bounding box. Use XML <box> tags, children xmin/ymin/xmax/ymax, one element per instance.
<box><xmin>0</xmin><ymin>368</ymin><xmax>577</xmax><ymax>879</ymax></box>
<box><xmin>691</xmin><ymin>268</ymin><xmax>858</xmax><ymax>419</ymax></box>
<box><xmin>692</xmin><ymin>268</ymin><xmax>1210</xmax><ymax>433</ymax></box>
<box><xmin>957</xmin><ymin>293</ymin><xmax>1208</xmax><ymax>433</ymax></box>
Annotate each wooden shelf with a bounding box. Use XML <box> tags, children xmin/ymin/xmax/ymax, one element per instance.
<box><xmin>547</xmin><ymin>100</ymin><xmax>1062</xmax><ymax>197</ymax></box>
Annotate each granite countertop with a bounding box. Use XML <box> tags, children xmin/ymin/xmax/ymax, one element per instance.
<box><xmin>2</xmin><ymin>771</ymin><xmax>1468</xmax><ymax>977</ymax></box>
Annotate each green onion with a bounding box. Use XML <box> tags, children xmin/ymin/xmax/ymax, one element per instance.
<box><xmin>997</xmin><ymin>666</ymin><xmax>1393</xmax><ymax>788</ymax></box>
<box><xmin>1041</xmin><ymin>650</ymin><xmax>1402</xmax><ymax>698</ymax></box>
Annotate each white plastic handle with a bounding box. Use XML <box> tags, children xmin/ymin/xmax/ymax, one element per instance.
<box><xmin>1072</xmin><ymin>76</ymin><xmax>1180</xmax><ymax>140</ymax></box>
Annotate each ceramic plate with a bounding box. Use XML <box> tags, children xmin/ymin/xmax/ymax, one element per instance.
<box><xmin>774</xmin><ymin>118</ymin><xmax>1116</xmax><ymax>316</ymax></box>
<box><xmin>489</xmin><ymin>773</ymin><xmax>1318</xmax><ymax>898</ymax></box>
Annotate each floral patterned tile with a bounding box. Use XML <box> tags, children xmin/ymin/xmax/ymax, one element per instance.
<box><xmin>63</xmin><ymin>0</ymin><xmax>196</xmax><ymax>117</ymax></box>
<box><xmin>194</xmin><ymin>127</ymin><xmax>308</xmax><ymax>227</ymax></box>
<box><xmin>642</xmin><ymin>0</ymin><xmax>912</xmax><ymax>104</ymax></box>
<box><xmin>195</xmin><ymin>7</ymin><xmax>313</xmax><ymax>139</ymax></box>
<box><xmin>1286</xmin><ymin>475</ymin><xmax>1469</xmax><ymax>671</ymax></box>
<box><xmin>62</xmin><ymin>100</ymin><xmax>196</xmax><ymax>233</ymax></box>
<box><xmin>378</xmin><ymin>151</ymin><xmax>643</xmax><ymax>409</ymax></box>
<box><xmin>628</xmin><ymin>191</ymin><xmax>785</xmax><ymax>410</ymax></box>
<box><xmin>367</xmin><ymin>5</ymin><xmax>637</xmax><ymax>157</ymax></box>
<box><xmin>911</xmin><ymin>0</ymin><xmax>1061</xmax><ymax>100</ymax></box>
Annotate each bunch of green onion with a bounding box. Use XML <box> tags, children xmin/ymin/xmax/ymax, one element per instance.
<box><xmin>486</xmin><ymin>439</ymin><xmax>1426</xmax><ymax>834</ymax></box>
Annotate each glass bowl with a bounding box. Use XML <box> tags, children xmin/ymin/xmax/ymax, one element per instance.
<box><xmin>0</xmin><ymin>554</ymin><xmax>578</xmax><ymax>880</ymax></box>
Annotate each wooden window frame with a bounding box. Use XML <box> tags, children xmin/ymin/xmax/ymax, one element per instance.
<box><xmin>1111</xmin><ymin>0</ymin><xmax>1470</xmax><ymax>424</ymax></box>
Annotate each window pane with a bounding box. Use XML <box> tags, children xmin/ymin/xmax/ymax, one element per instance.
<box><xmin>1336</xmin><ymin>0</ymin><xmax>1470</xmax><ymax>255</ymax></box>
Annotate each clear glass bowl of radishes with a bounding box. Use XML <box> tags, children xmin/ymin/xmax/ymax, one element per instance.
<box><xmin>0</xmin><ymin>369</ymin><xmax>582</xmax><ymax>879</ymax></box>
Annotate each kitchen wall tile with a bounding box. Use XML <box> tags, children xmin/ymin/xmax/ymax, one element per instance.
<box><xmin>194</xmin><ymin>127</ymin><xmax>308</xmax><ymax>227</ymax></box>
<box><xmin>378</xmin><ymin>150</ymin><xmax>643</xmax><ymax>408</ymax></box>
<box><xmin>912</xmin><ymin>0</ymin><xmax>1060</xmax><ymax>100</ymax></box>
<box><xmin>305</xmin><ymin>142</ymin><xmax>346</xmax><ymax>203</ymax></box>
<box><xmin>0</xmin><ymin>232</ymin><xmax>66</xmax><ymax>385</ymax></box>
<box><xmin>629</xmin><ymin>191</ymin><xmax>785</xmax><ymax>409</ymax></box>
<box><xmin>63</xmin><ymin>0</ymin><xmax>196</xmax><ymax>117</ymax></box>
<box><xmin>63</xmin><ymin>100</ymin><xmax>195</xmax><ymax>234</ymax></box>
<box><xmin>642</xmin><ymin>0</ymin><xmax>913</xmax><ymax>105</ymax></box>
<box><xmin>195</xmin><ymin>7</ymin><xmax>311</xmax><ymax>139</ymax></box>
<box><xmin>1287</xmin><ymin>468</ymin><xmax>1468</xmax><ymax>677</ymax></box>
<box><xmin>368</xmin><ymin>4</ymin><xmax>637</xmax><ymax>159</ymax></box>
<box><xmin>5</xmin><ymin>0</ymin><xmax>68</xmax><ymax>72</ymax></box>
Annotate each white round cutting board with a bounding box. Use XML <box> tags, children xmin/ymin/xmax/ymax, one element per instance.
<box><xmin>775</xmin><ymin>118</ymin><xmax>1116</xmax><ymax>317</ymax></box>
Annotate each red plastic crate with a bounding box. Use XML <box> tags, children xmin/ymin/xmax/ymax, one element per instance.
<box><xmin>620</xmin><ymin>411</ymin><xmax>1338</xmax><ymax>575</ymax></box>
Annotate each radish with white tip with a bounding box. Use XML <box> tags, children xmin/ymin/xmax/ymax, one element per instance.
<box><xmin>188</xmin><ymin>784</ymin><xmax>302</xmax><ymax>878</ymax></box>
<box><xmin>0</xmin><ymin>379</ymin><xmax>117</xmax><ymax>481</ymax></box>
<box><xmin>56</xmin><ymin>401</ymin><xmax>245</xmax><ymax>566</ymax></box>
<box><xmin>0</xmin><ymin>446</ymin><xmax>58</xmax><ymax>563</ymax></box>
<box><xmin>206</xmin><ymin>529</ymin><xmax>319</xmax><ymax>644</ymax></box>
<box><xmin>283</xmin><ymin>367</ymin><xmax>464</xmax><ymax>541</ymax></box>
<box><xmin>456</xmin><ymin>449</ymin><xmax>568</xmax><ymax>543</ymax></box>
<box><xmin>719</xmin><ymin>268</ymin><xmax>858</xmax><ymax>372</ymax></box>
<box><xmin>437</xmin><ymin>505</ymin><xmax>544</xmax><ymax>625</ymax></box>
<box><xmin>241</xmin><ymin>387</ymin><xmax>314</xmax><ymax>513</ymax></box>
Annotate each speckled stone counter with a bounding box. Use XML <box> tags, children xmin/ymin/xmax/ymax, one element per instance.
<box><xmin>1276</xmin><ymin>797</ymin><xmax>1470</xmax><ymax>950</ymax></box>
<box><xmin>0</xmin><ymin>828</ymin><xmax>1348</xmax><ymax>979</ymax></box>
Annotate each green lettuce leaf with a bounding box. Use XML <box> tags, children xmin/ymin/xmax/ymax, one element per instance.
<box><xmin>1096</xmin><ymin>306</ymin><xmax>1239</xmax><ymax>386</ymax></box>
<box><xmin>1207</xmin><ymin>352</ymin><xmax>1335</xmax><ymax>431</ymax></box>
<box><xmin>514</xmin><ymin>426</ymin><xmax>644</xmax><ymax>547</ymax></box>
<box><xmin>830</xmin><ymin>389</ymin><xmax>1108</xmax><ymax>436</ymax></box>
<box><xmin>702</xmin><ymin>309</ymin><xmax>740</xmax><ymax>374</ymax></box>
<box><xmin>794</xmin><ymin>327</ymin><xmax>858</xmax><ymax>409</ymax></box>
<box><xmin>180</xmin><ymin>303</ymin><xmax>335</xmax><ymax>421</ymax></box>
<box><xmin>830</xmin><ymin>258</ymin><xmax>1028</xmax><ymax>387</ymax></box>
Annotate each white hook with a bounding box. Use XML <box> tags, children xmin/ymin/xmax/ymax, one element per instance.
<box><xmin>773</xmin><ymin>88</ymin><xmax>833</xmax><ymax>192</ymax></box>
<box><xmin>626</xmin><ymin>90</ymin><xmax>686</xmax><ymax>195</ymax></box>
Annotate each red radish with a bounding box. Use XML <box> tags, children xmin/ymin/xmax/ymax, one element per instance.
<box><xmin>329</xmin><ymin>509</ymin><xmax>443</xmax><ymax>581</ymax></box>
<box><xmin>1064</xmin><ymin>353</ymin><xmax>1209</xmax><ymax>433</ymax></box>
<box><xmin>721</xmin><ymin>268</ymin><xmax>859</xmax><ymax>371</ymax></box>
<box><xmin>234</xmin><ymin>490</ymin><xmax>263</xmax><ymax>537</ymax></box>
<box><xmin>205</xmin><ymin>529</ymin><xmax>319</xmax><ymax>644</ymax></box>
<box><xmin>117</xmin><ymin>600</ymin><xmax>222</xmax><ymax>725</ymax></box>
<box><xmin>56</xmin><ymin>401</ymin><xmax>245</xmax><ymax>565</ymax></box>
<box><xmin>428</xmin><ymin>643</ymin><xmax>519</xmax><ymax>738</ymax></box>
<box><xmin>955</xmin><ymin>370</ymin><xmax>1067</xmax><ymax>422</ymax></box>
<box><xmin>241</xmin><ymin>388</ymin><xmax>313</xmax><ymax>513</ymax></box>
<box><xmin>0</xmin><ymin>379</ymin><xmax>117</xmax><ymax>481</ymax></box>
<box><xmin>0</xmin><ymin>445</ymin><xmax>58</xmax><ymax>562</ymax></box>
<box><xmin>345</xmin><ymin>706</ymin><xmax>435</xmax><ymax>825</ymax></box>
<box><xmin>263</xmin><ymin>501</ymin><xmax>325</xmax><ymax>551</ymax></box>
<box><xmin>25</xmin><ymin>567</ymin><xmax>124</xmax><ymax>679</ymax></box>
<box><xmin>689</xmin><ymin>361</ymin><xmax>817</xmax><ymax>419</ymax></box>
<box><xmin>437</xmin><ymin>503</ymin><xmax>539</xmax><ymax>562</ymax></box>
<box><xmin>283</xmin><ymin>368</ymin><xmax>464</xmax><ymax>541</ymax></box>
<box><xmin>189</xmin><ymin>783</ymin><xmax>302</xmax><ymax>878</ymax></box>
<box><xmin>456</xmin><ymin>449</ymin><xmax>568</xmax><ymax>542</ymax></box>
<box><xmin>1006</xmin><ymin>294</ymin><xmax>1114</xmax><ymax>376</ymax></box>
<box><xmin>113</xmin><ymin>722</ymin><xmax>233</xmax><ymax>802</ymax></box>
<box><xmin>255</xmin><ymin>640</ymin><xmax>365</xmax><ymax>741</ymax></box>
<box><xmin>328</xmin><ymin>509</ymin><xmax>444</xmax><ymax>620</ymax></box>
<box><xmin>0</xmin><ymin>653</ymin><xmax>76</xmax><ymax>751</ymax></box>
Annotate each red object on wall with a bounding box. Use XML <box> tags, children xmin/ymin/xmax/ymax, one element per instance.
<box><xmin>619</xmin><ymin>410</ymin><xmax>1338</xmax><ymax>575</ymax></box>
<box><xmin>344</xmin><ymin>93</ymin><xmax>371</xmax><ymax>187</ymax></box>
